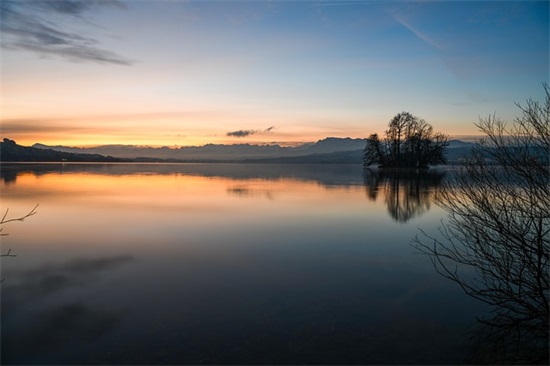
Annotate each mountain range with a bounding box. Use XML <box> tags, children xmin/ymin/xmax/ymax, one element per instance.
<box><xmin>30</xmin><ymin>137</ymin><xmax>368</xmax><ymax>161</ymax></box>
<box><xmin>1</xmin><ymin>137</ymin><xmax>475</xmax><ymax>164</ymax></box>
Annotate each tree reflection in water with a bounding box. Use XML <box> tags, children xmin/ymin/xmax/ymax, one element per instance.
<box><xmin>363</xmin><ymin>168</ymin><xmax>445</xmax><ymax>223</ymax></box>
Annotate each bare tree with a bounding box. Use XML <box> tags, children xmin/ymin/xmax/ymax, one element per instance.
<box><xmin>413</xmin><ymin>86</ymin><xmax>549</xmax><ymax>364</ymax></box>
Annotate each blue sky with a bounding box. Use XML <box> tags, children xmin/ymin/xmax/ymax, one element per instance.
<box><xmin>1</xmin><ymin>0</ymin><xmax>548</xmax><ymax>147</ymax></box>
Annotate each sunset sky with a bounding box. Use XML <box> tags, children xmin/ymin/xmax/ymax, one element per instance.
<box><xmin>1</xmin><ymin>0</ymin><xmax>548</xmax><ymax>147</ymax></box>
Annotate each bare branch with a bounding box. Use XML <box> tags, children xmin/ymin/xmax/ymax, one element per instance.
<box><xmin>412</xmin><ymin>84</ymin><xmax>550</xmax><ymax>363</ymax></box>
<box><xmin>0</xmin><ymin>204</ymin><xmax>39</xmax><ymax>226</ymax></box>
<box><xmin>1</xmin><ymin>205</ymin><xmax>38</xmax><ymax>281</ymax></box>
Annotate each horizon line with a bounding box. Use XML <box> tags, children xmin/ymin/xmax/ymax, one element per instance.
<box><xmin>4</xmin><ymin>135</ymin><xmax>485</xmax><ymax>149</ymax></box>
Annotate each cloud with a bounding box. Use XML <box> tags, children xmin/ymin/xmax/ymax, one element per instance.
<box><xmin>227</xmin><ymin>126</ymin><xmax>275</xmax><ymax>138</ymax></box>
<box><xmin>0</xmin><ymin>119</ymin><xmax>109</xmax><ymax>136</ymax></box>
<box><xmin>391</xmin><ymin>12</ymin><xmax>444</xmax><ymax>51</ymax></box>
<box><xmin>0</xmin><ymin>0</ymin><xmax>133</xmax><ymax>65</ymax></box>
<box><xmin>227</xmin><ymin>130</ymin><xmax>255</xmax><ymax>137</ymax></box>
<box><xmin>312</xmin><ymin>1</ymin><xmax>374</xmax><ymax>6</ymax></box>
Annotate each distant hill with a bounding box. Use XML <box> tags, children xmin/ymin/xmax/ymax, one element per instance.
<box><xmin>1</xmin><ymin>138</ymin><xmax>121</xmax><ymax>162</ymax></box>
<box><xmin>445</xmin><ymin>139</ymin><xmax>476</xmax><ymax>163</ymax></box>
<box><xmin>31</xmin><ymin>137</ymin><xmax>368</xmax><ymax>161</ymax></box>
<box><xmin>3</xmin><ymin>137</ymin><xmax>476</xmax><ymax>164</ymax></box>
<box><xmin>244</xmin><ymin>149</ymin><xmax>364</xmax><ymax>164</ymax></box>
<box><xmin>244</xmin><ymin>139</ymin><xmax>476</xmax><ymax>164</ymax></box>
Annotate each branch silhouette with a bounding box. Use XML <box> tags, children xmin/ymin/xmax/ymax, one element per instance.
<box><xmin>413</xmin><ymin>84</ymin><xmax>549</xmax><ymax>364</ymax></box>
<box><xmin>0</xmin><ymin>204</ymin><xmax>39</xmax><ymax>237</ymax></box>
<box><xmin>1</xmin><ymin>204</ymin><xmax>39</xmax><ymax>283</ymax></box>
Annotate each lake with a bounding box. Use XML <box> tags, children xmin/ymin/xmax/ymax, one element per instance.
<box><xmin>0</xmin><ymin>163</ymin><xmax>487</xmax><ymax>364</ymax></box>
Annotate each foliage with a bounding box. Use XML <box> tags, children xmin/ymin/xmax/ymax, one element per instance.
<box><xmin>413</xmin><ymin>85</ymin><xmax>549</xmax><ymax>364</ymax></box>
<box><xmin>363</xmin><ymin>112</ymin><xmax>449</xmax><ymax>168</ymax></box>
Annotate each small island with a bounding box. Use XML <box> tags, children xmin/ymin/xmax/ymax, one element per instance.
<box><xmin>363</xmin><ymin>112</ymin><xmax>449</xmax><ymax>169</ymax></box>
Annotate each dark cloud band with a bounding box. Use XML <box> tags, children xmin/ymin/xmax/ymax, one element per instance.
<box><xmin>0</xmin><ymin>0</ymin><xmax>133</xmax><ymax>65</ymax></box>
<box><xmin>227</xmin><ymin>126</ymin><xmax>275</xmax><ymax>138</ymax></box>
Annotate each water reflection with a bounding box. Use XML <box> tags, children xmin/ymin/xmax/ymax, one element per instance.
<box><xmin>2</xmin><ymin>255</ymin><xmax>134</xmax><ymax>301</ymax></box>
<box><xmin>0</xmin><ymin>163</ymin><xmax>366</xmax><ymax>186</ymax></box>
<box><xmin>227</xmin><ymin>185</ymin><xmax>275</xmax><ymax>200</ymax></box>
<box><xmin>1</xmin><ymin>163</ymin><xmax>484</xmax><ymax>364</ymax></box>
<box><xmin>363</xmin><ymin>168</ymin><xmax>445</xmax><ymax>223</ymax></box>
<box><xmin>2</xmin><ymin>255</ymin><xmax>132</xmax><ymax>364</ymax></box>
<box><xmin>4</xmin><ymin>301</ymin><xmax>124</xmax><ymax>364</ymax></box>
<box><xmin>1</xmin><ymin>163</ymin><xmax>445</xmax><ymax>222</ymax></box>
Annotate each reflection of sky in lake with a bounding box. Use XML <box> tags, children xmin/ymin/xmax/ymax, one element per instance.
<box><xmin>1</xmin><ymin>164</ymin><xmax>486</xmax><ymax>364</ymax></box>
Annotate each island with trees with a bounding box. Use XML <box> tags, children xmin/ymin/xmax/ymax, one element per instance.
<box><xmin>363</xmin><ymin>112</ymin><xmax>449</xmax><ymax>168</ymax></box>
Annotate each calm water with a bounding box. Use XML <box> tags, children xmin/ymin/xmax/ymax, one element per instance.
<box><xmin>1</xmin><ymin>163</ymin><xmax>486</xmax><ymax>364</ymax></box>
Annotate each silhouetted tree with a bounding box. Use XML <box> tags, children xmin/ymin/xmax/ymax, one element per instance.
<box><xmin>413</xmin><ymin>86</ymin><xmax>549</xmax><ymax>364</ymax></box>
<box><xmin>364</xmin><ymin>112</ymin><xmax>449</xmax><ymax>168</ymax></box>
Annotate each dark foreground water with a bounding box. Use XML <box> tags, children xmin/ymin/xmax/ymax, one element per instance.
<box><xmin>1</xmin><ymin>163</ymin><xmax>487</xmax><ymax>364</ymax></box>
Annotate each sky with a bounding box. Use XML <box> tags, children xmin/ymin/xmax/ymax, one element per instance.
<box><xmin>1</xmin><ymin>0</ymin><xmax>548</xmax><ymax>147</ymax></box>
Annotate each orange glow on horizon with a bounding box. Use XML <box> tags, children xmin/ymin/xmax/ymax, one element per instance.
<box><xmin>3</xmin><ymin>128</ymin><xmax>486</xmax><ymax>148</ymax></box>
<box><xmin>1</xmin><ymin>106</ymin><xmax>483</xmax><ymax>148</ymax></box>
<box><xmin>3</xmin><ymin>134</ymin><xmax>342</xmax><ymax>149</ymax></box>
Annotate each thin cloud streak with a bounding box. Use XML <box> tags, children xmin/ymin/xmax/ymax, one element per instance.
<box><xmin>1</xmin><ymin>120</ymin><xmax>96</xmax><ymax>134</ymax></box>
<box><xmin>312</xmin><ymin>1</ymin><xmax>376</xmax><ymax>6</ymax></box>
<box><xmin>392</xmin><ymin>13</ymin><xmax>444</xmax><ymax>51</ymax></box>
<box><xmin>0</xmin><ymin>119</ymin><xmax>153</xmax><ymax>142</ymax></box>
